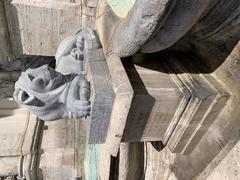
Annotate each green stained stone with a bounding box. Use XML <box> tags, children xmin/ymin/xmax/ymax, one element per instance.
<box><xmin>107</xmin><ymin>0</ymin><xmax>136</xmax><ymax>18</ymax></box>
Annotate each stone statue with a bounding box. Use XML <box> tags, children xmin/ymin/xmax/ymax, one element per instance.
<box><xmin>55</xmin><ymin>26</ymin><xmax>99</xmax><ymax>75</ymax></box>
<box><xmin>55</xmin><ymin>31</ymin><xmax>85</xmax><ymax>75</ymax></box>
<box><xmin>13</xmin><ymin>27</ymin><xmax>98</xmax><ymax>121</ymax></box>
<box><xmin>13</xmin><ymin>26</ymin><xmax>111</xmax><ymax>121</ymax></box>
<box><xmin>13</xmin><ymin>65</ymin><xmax>90</xmax><ymax>121</ymax></box>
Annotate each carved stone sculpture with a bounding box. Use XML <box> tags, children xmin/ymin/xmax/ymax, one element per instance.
<box><xmin>96</xmin><ymin>0</ymin><xmax>240</xmax><ymax>65</ymax></box>
<box><xmin>13</xmin><ymin>26</ymin><xmax>115</xmax><ymax>145</ymax></box>
<box><xmin>12</xmin><ymin>27</ymin><xmax>98</xmax><ymax>121</ymax></box>
<box><xmin>55</xmin><ymin>31</ymin><xmax>85</xmax><ymax>75</ymax></box>
<box><xmin>55</xmin><ymin>27</ymin><xmax>99</xmax><ymax>75</ymax></box>
<box><xmin>13</xmin><ymin>65</ymin><xmax>90</xmax><ymax>121</ymax></box>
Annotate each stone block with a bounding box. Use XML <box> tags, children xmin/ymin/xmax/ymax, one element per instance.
<box><xmin>4</xmin><ymin>0</ymin><xmax>82</xmax><ymax>56</ymax></box>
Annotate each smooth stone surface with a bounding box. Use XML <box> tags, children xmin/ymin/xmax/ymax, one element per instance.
<box><xmin>106</xmin><ymin>0</ymin><xmax>136</xmax><ymax>18</ymax></box>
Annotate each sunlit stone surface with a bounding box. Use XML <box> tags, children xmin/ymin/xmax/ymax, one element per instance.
<box><xmin>106</xmin><ymin>0</ymin><xmax>135</xmax><ymax>17</ymax></box>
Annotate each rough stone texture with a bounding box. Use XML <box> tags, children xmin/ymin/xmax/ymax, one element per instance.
<box><xmin>13</xmin><ymin>65</ymin><xmax>90</xmax><ymax>121</ymax></box>
<box><xmin>37</xmin><ymin>118</ymin><xmax>86</xmax><ymax>180</ymax></box>
<box><xmin>111</xmin><ymin>0</ymin><xmax>175</xmax><ymax>57</ymax></box>
<box><xmin>141</xmin><ymin>0</ymin><xmax>217</xmax><ymax>53</ymax></box>
<box><xmin>1</xmin><ymin>0</ymin><xmax>240</xmax><ymax>179</ymax></box>
<box><xmin>96</xmin><ymin>0</ymin><xmax>220</xmax><ymax>57</ymax></box>
<box><xmin>1</xmin><ymin>55</ymin><xmax>55</xmax><ymax>72</ymax></box>
<box><xmin>95</xmin><ymin>0</ymin><xmax>174</xmax><ymax>57</ymax></box>
<box><xmin>4</xmin><ymin>0</ymin><xmax>82</xmax><ymax>57</ymax></box>
<box><xmin>118</xmin><ymin>143</ymin><xmax>144</xmax><ymax>180</ymax></box>
<box><xmin>96</xmin><ymin>0</ymin><xmax>240</xmax><ymax>58</ymax></box>
<box><xmin>121</xmin><ymin>53</ymin><xmax>230</xmax><ymax>156</ymax></box>
<box><xmin>207</xmin><ymin>138</ymin><xmax>240</xmax><ymax>180</ymax></box>
<box><xmin>55</xmin><ymin>26</ymin><xmax>99</xmax><ymax>75</ymax></box>
<box><xmin>0</xmin><ymin>1</ymin><xmax>12</xmax><ymax>61</ymax></box>
<box><xmin>0</xmin><ymin>157</ymin><xmax>20</xmax><ymax>176</ymax></box>
<box><xmin>104</xmin><ymin>55</ymin><xmax>133</xmax><ymax>156</ymax></box>
<box><xmin>94</xmin><ymin>1</ymin><xmax>240</xmax><ymax>179</ymax></box>
<box><xmin>82</xmin><ymin>0</ymin><xmax>99</xmax><ymax>28</ymax></box>
<box><xmin>13</xmin><ymin>27</ymin><xmax>115</xmax><ymax>146</ymax></box>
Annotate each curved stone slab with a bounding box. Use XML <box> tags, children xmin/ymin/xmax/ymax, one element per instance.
<box><xmin>141</xmin><ymin>0</ymin><xmax>217</xmax><ymax>53</ymax></box>
<box><xmin>111</xmin><ymin>0</ymin><xmax>175</xmax><ymax>57</ymax></box>
<box><xmin>96</xmin><ymin>0</ymin><xmax>176</xmax><ymax>57</ymax></box>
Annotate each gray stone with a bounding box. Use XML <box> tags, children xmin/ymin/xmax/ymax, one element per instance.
<box><xmin>13</xmin><ymin>27</ymin><xmax>101</xmax><ymax>121</ymax></box>
<box><xmin>55</xmin><ymin>26</ymin><xmax>99</xmax><ymax>75</ymax></box>
<box><xmin>13</xmin><ymin>65</ymin><xmax>90</xmax><ymax>121</ymax></box>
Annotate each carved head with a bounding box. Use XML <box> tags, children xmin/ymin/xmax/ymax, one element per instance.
<box><xmin>13</xmin><ymin>65</ymin><xmax>70</xmax><ymax>120</ymax></box>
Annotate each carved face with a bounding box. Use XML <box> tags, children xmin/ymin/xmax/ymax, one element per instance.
<box><xmin>14</xmin><ymin>65</ymin><xmax>65</xmax><ymax>106</ymax></box>
<box><xmin>13</xmin><ymin>65</ymin><xmax>71</xmax><ymax>121</ymax></box>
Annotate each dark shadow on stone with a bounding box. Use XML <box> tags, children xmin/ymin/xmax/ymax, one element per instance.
<box><xmin>28</xmin><ymin>119</ymin><xmax>45</xmax><ymax>179</ymax></box>
<box><xmin>122</xmin><ymin>49</ymin><xmax>218</xmax><ymax>75</ymax></box>
<box><xmin>121</xmin><ymin>60</ymin><xmax>155</xmax><ymax>142</ymax></box>
<box><xmin>122</xmin><ymin>35</ymin><xmax>239</xmax><ymax>75</ymax></box>
<box><xmin>109</xmin><ymin>153</ymin><xmax>119</xmax><ymax>180</ymax></box>
<box><xmin>0</xmin><ymin>55</ymin><xmax>55</xmax><ymax>72</ymax></box>
<box><xmin>3</xmin><ymin>1</ymin><xmax>23</xmax><ymax>57</ymax></box>
<box><xmin>151</xmin><ymin>141</ymin><xmax>164</xmax><ymax>152</ymax></box>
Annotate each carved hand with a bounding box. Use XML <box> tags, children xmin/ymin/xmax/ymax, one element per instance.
<box><xmin>66</xmin><ymin>75</ymin><xmax>91</xmax><ymax>118</ymax></box>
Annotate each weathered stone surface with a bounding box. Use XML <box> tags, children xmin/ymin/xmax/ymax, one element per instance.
<box><xmin>96</xmin><ymin>0</ymin><xmax>240</xmax><ymax>58</ymax></box>
<box><xmin>103</xmin><ymin>55</ymin><xmax>134</xmax><ymax>156</ymax></box>
<box><xmin>13</xmin><ymin>27</ymin><xmax>114</xmax><ymax>146</ymax></box>
<box><xmin>120</xmin><ymin>53</ymin><xmax>229</xmax><ymax>156</ymax></box>
<box><xmin>13</xmin><ymin>65</ymin><xmax>90</xmax><ymax>121</ymax></box>
<box><xmin>0</xmin><ymin>1</ymin><xmax>12</xmax><ymax>61</ymax></box>
<box><xmin>37</xmin><ymin>118</ymin><xmax>86</xmax><ymax>180</ymax></box>
<box><xmin>56</xmin><ymin>27</ymin><xmax>115</xmax><ymax>144</ymax></box>
<box><xmin>95</xmin><ymin>0</ymin><xmax>175</xmax><ymax>57</ymax></box>
<box><xmin>206</xmin><ymin>134</ymin><xmax>240</xmax><ymax>180</ymax></box>
<box><xmin>2</xmin><ymin>0</ymin><xmax>240</xmax><ymax>179</ymax></box>
<box><xmin>141</xmin><ymin>0</ymin><xmax>217</xmax><ymax>53</ymax></box>
<box><xmin>55</xmin><ymin>26</ymin><xmax>99</xmax><ymax>75</ymax></box>
<box><xmin>0</xmin><ymin>109</ymin><xmax>36</xmax><ymax>156</ymax></box>
<box><xmin>122</xmin><ymin>56</ymin><xmax>190</xmax><ymax>143</ymax></box>
<box><xmin>4</xmin><ymin>0</ymin><xmax>82</xmax><ymax>56</ymax></box>
<box><xmin>82</xmin><ymin>0</ymin><xmax>99</xmax><ymax>28</ymax></box>
<box><xmin>118</xmin><ymin>143</ymin><xmax>144</xmax><ymax>180</ymax></box>
<box><xmin>132</xmin><ymin>41</ymin><xmax>240</xmax><ymax>180</ymax></box>
<box><xmin>0</xmin><ymin>157</ymin><xmax>20</xmax><ymax>177</ymax></box>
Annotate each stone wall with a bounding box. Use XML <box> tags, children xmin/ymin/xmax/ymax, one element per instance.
<box><xmin>1</xmin><ymin>0</ymin><xmax>82</xmax><ymax>58</ymax></box>
<box><xmin>0</xmin><ymin>1</ymin><xmax>12</xmax><ymax>62</ymax></box>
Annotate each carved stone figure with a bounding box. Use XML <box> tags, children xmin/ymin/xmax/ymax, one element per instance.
<box><xmin>13</xmin><ymin>26</ymin><xmax>114</xmax><ymax>145</ymax></box>
<box><xmin>96</xmin><ymin>0</ymin><xmax>240</xmax><ymax>65</ymax></box>
<box><xmin>13</xmin><ymin>65</ymin><xmax>90</xmax><ymax>121</ymax></box>
<box><xmin>55</xmin><ymin>31</ymin><xmax>85</xmax><ymax>75</ymax></box>
<box><xmin>55</xmin><ymin>27</ymin><xmax>98</xmax><ymax>75</ymax></box>
<box><xmin>13</xmin><ymin>27</ymin><xmax>98</xmax><ymax>121</ymax></box>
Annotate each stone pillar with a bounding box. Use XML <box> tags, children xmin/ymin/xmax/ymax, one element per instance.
<box><xmin>0</xmin><ymin>1</ymin><xmax>13</xmax><ymax>62</ymax></box>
